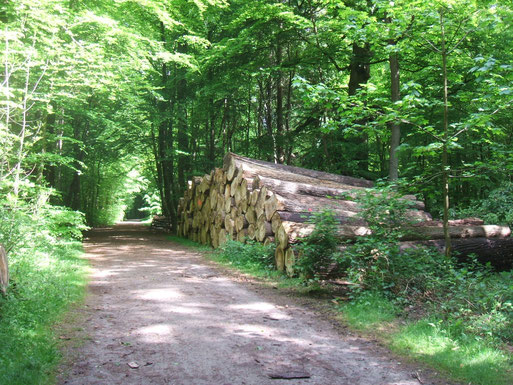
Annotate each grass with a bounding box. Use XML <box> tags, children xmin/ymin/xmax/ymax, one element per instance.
<box><xmin>339</xmin><ymin>292</ymin><xmax>513</xmax><ymax>385</ymax></box>
<box><xmin>339</xmin><ymin>292</ymin><xmax>398</xmax><ymax>330</ymax></box>
<box><xmin>168</xmin><ymin>236</ymin><xmax>513</xmax><ymax>385</ymax></box>
<box><xmin>168</xmin><ymin>236</ymin><xmax>293</xmax><ymax>281</ymax></box>
<box><xmin>0</xmin><ymin>240</ymin><xmax>88</xmax><ymax>385</ymax></box>
<box><xmin>167</xmin><ymin>235</ymin><xmax>211</xmax><ymax>250</ymax></box>
<box><xmin>391</xmin><ymin>319</ymin><xmax>513</xmax><ymax>385</ymax></box>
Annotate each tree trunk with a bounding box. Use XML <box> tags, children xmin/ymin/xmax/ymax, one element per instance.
<box><xmin>388</xmin><ymin>39</ymin><xmax>401</xmax><ymax>181</ymax></box>
<box><xmin>400</xmin><ymin>238</ymin><xmax>513</xmax><ymax>271</ymax></box>
<box><xmin>440</xmin><ymin>9</ymin><xmax>452</xmax><ymax>258</ymax></box>
<box><xmin>347</xmin><ymin>42</ymin><xmax>371</xmax><ymax>176</ymax></box>
<box><xmin>275</xmin><ymin>30</ymin><xmax>284</xmax><ymax>163</ymax></box>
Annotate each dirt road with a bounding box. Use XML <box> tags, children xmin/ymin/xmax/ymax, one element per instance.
<box><xmin>58</xmin><ymin>223</ymin><xmax>445</xmax><ymax>385</ymax></box>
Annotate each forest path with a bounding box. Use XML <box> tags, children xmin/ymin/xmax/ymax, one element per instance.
<box><xmin>58</xmin><ymin>223</ymin><xmax>447</xmax><ymax>385</ymax></box>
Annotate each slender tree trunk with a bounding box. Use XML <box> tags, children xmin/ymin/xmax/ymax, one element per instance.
<box><xmin>13</xmin><ymin>50</ymin><xmax>32</xmax><ymax>198</ymax></box>
<box><xmin>246</xmin><ymin>78</ymin><xmax>251</xmax><ymax>153</ymax></box>
<box><xmin>157</xmin><ymin>22</ymin><xmax>176</xmax><ymax>221</ymax></box>
<box><xmin>347</xmin><ymin>43</ymin><xmax>371</xmax><ymax>176</ymax></box>
<box><xmin>440</xmin><ymin>9</ymin><xmax>451</xmax><ymax>258</ymax></box>
<box><xmin>265</xmin><ymin>77</ymin><xmax>275</xmax><ymax>162</ymax></box>
<box><xmin>348</xmin><ymin>43</ymin><xmax>371</xmax><ymax>96</ymax></box>
<box><xmin>257</xmin><ymin>79</ymin><xmax>264</xmax><ymax>159</ymax></box>
<box><xmin>2</xmin><ymin>29</ymin><xmax>10</xmax><ymax>180</ymax></box>
<box><xmin>285</xmin><ymin>70</ymin><xmax>293</xmax><ymax>163</ymax></box>
<box><xmin>176</xmin><ymin>66</ymin><xmax>189</xmax><ymax>199</ymax></box>
<box><xmin>388</xmin><ymin>42</ymin><xmax>401</xmax><ymax>180</ymax></box>
<box><xmin>67</xmin><ymin>118</ymin><xmax>84</xmax><ymax>211</ymax></box>
<box><xmin>275</xmin><ymin>31</ymin><xmax>284</xmax><ymax>163</ymax></box>
<box><xmin>43</xmin><ymin>102</ymin><xmax>57</xmax><ymax>186</ymax></box>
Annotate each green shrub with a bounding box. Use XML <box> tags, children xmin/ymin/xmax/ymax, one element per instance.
<box><xmin>341</xmin><ymin>184</ymin><xmax>513</xmax><ymax>345</ymax></box>
<box><xmin>452</xmin><ymin>182</ymin><xmax>513</xmax><ymax>226</ymax></box>
<box><xmin>426</xmin><ymin>263</ymin><xmax>513</xmax><ymax>344</ymax></box>
<box><xmin>0</xmin><ymin>195</ymin><xmax>88</xmax><ymax>384</ymax></box>
<box><xmin>342</xmin><ymin>185</ymin><xmax>434</xmax><ymax>296</ymax></box>
<box><xmin>295</xmin><ymin>210</ymin><xmax>342</xmax><ymax>281</ymax></box>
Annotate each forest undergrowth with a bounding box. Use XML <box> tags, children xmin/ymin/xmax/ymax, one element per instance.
<box><xmin>175</xmin><ymin>185</ymin><xmax>513</xmax><ymax>385</ymax></box>
<box><xmin>0</xmin><ymin>194</ymin><xmax>89</xmax><ymax>385</ymax></box>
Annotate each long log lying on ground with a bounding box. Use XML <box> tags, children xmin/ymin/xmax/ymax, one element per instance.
<box><xmin>264</xmin><ymin>192</ymin><xmax>429</xmax><ymax>222</ymax></box>
<box><xmin>224</xmin><ymin>152</ymin><xmax>373</xmax><ymax>188</ymax></box>
<box><xmin>400</xmin><ymin>238</ymin><xmax>513</xmax><ymax>271</ymax></box>
<box><xmin>251</xmin><ymin>174</ymin><xmax>426</xmax><ymax>211</ymax></box>
<box><xmin>276</xmin><ymin>222</ymin><xmax>511</xmax><ymax>247</ymax></box>
<box><xmin>224</xmin><ymin>153</ymin><xmax>367</xmax><ymax>190</ymax></box>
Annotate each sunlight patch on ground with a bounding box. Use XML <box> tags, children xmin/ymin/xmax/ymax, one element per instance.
<box><xmin>135</xmin><ymin>288</ymin><xmax>184</xmax><ymax>301</ymax></box>
<box><xmin>135</xmin><ymin>323</ymin><xmax>173</xmax><ymax>337</ymax></box>
<box><xmin>229</xmin><ymin>301</ymin><xmax>276</xmax><ymax>312</ymax></box>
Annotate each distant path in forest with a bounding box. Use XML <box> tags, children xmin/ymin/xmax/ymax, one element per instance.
<box><xmin>58</xmin><ymin>223</ymin><xmax>450</xmax><ymax>385</ymax></box>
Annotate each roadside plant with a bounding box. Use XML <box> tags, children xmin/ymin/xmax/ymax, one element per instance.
<box><xmin>452</xmin><ymin>182</ymin><xmax>513</xmax><ymax>227</ymax></box>
<box><xmin>295</xmin><ymin>210</ymin><xmax>343</xmax><ymax>282</ymax></box>
<box><xmin>341</xmin><ymin>184</ymin><xmax>457</xmax><ymax>302</ymax></box>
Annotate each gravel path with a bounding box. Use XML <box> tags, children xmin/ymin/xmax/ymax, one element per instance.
<box><xmin>58</xmin><ymin>222</ymin><xmax>448</xmax><ymax>385</ymax></box>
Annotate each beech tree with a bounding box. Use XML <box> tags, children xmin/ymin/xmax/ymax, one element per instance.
<box><xmin>1</xmin><ymin>0</ymin><xmax>513</xmax><ymax>230</ymax></box>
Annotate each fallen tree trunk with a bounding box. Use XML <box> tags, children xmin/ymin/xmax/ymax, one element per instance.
<box><xmin>251</xmin><ymin>174</ymin><xmax>425</xmax><ymax>211</ymax></box>
<box><xmin>225</xmin><ymin>153</ymin><xmax>366</xmax><ymax>189</ymax></box>
<box><xmin>400</xmin><ymin>238</ymin><xmax>513</xmax><ymax>271</ymax></box>
<box><xmin>264</xmin><ymin>192</ymin><xmax>429</xmax><ymax>222</ymax></box>
<box><xmin>277</xmin><ymin>222</ymin><xmax>511</xmax><ymax>245</ymax></box>
<box><xmin>224</xmin><ymin>152</ymin><xmax>373</xmax><ymax>188</ymax></box>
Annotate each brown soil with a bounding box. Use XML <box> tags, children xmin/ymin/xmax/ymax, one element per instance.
<box><xmin>57</xmin><ymin>222</ymin><xmax>455</xmax><ymax>385</ymax></box>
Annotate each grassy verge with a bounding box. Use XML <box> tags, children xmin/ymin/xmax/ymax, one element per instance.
<box><xmin>340</xmin><ymin>292</ymin><xmax>513</xmax><ymax>385</ymax></box>
<box><xmin>168</xmin><ymin>236</ymin><xmax>293</xmax><ymax>282</ymax></box>
<box><xmin>169</xmin><ymin>235</ymin><xmax>513</xmax><ymax>385</ymax></box>
<box><xmin>0</xmin><ymin>240</ymin><xmax>88</xmax><ymax>385</ymax></box>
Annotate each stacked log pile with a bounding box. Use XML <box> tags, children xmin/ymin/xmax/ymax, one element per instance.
<box><xmin>150</xmin><ymin>215</ymin><xmax>173</xmax><ymax>232</ymax></box>
<box><xmin>177</xmin><ymin>153</ymin><xmax>512</xmax><ymax>274</ymax></box>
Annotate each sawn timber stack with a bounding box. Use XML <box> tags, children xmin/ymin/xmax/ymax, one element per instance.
<box><xmin>176</xmin><ymin>153</ymin><xmax>512</xmax><ymax>274</ymax></box>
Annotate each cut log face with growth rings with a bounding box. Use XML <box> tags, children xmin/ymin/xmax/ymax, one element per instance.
<box><xmin>175</xmin><ymin>153</ymin><xmax>513</xmax><ymax>275</ymax></box>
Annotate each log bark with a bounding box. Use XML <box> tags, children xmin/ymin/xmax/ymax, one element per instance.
<box><xmin>178</xmin><ymin>153</ymin><xmax>510</xmax><ymax>274</ymax></box>
<box><xmin>0</xmin><ymin>245</ymin><xmax>8</xmax><ymax>295</ymax></box>
<box><xmin>279</xmin><ymin>222</ymin><xmax>510</xmax><ymax>244</ymax></box>
<box><xmin>402</xmin><ymin>225</ymin><xmax>511</xmax><ymax>241</ymax></box>
<box><xmin>400</xmin><ymin>237</ymin><xmax>513</xmax><ymax>271</ymax></box>
<box><xmin>253</xmin><ymin>174</ymin><xmax>426</xmax><ymax>211</ymax></box>
<box><xmin>224</xmin><ymin>152</ymin><xmax>373</xmax><ymax>188</ymax></box>
<box><xmin>267</xmin><ymin>192</ymin><xmax>360</xmax><ymax>219</ymax></box>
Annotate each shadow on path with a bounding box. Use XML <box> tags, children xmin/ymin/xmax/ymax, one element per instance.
<box><xmin>58</xmin><ymin>222</ymin><xmax>435</xmax><ymax>385</ymax></box>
